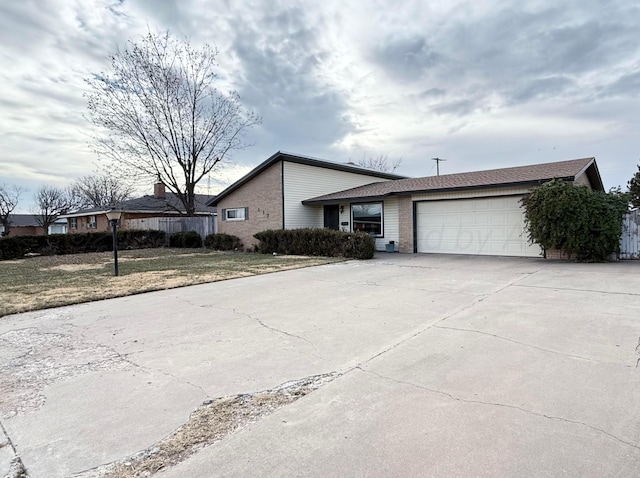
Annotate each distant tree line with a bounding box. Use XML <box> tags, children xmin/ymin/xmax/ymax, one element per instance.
<box><xmin>0</xmin><ymin>173</ymin><xmax>134</xmax><ymax>235</ymax></box>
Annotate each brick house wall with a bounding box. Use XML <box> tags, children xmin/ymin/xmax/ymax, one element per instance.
<box><xmin>398</xmin><ymin>196</ymin><xmax>414</xmax><ymax>253</ymax></box>
<box><xmin>3</xmin><ymin>225</ymin><xmax>47</xmax><ymax>236</ymax></box>
<box><xmin>217</xmin><ymin>162</ymin><xmax>283</xmax><ymax>249</ymax></box>
<box><xmin>67</xmin><ymin>214</ymin><xmax>110</xmax><ymax>233</ymax></box>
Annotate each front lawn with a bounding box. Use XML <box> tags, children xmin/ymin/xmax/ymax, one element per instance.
<box><xmin>0</xmin><ymin>249</ymin><xmax>343</xmax><ymax>317</ymax></box>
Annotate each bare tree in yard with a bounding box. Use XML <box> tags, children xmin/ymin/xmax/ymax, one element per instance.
<box><xmin>71</xmin><ymin>173</ymin><xmax>135</xmax><ymax>208</ymax></box>
<box><xmin>33</xmin><ymin>186</ymin><xmax>78</xmax><ymax>234</ymax></box>
<box><xmin>356</xmin><ymin>154</ymin><xmax>402</xmax><ymax>172</ymax></box>
<box><xmin>0</xmin><ymin>184</ymin><xmax>23</xmax><ymax>236</ymax></box>
<box><xmin>85</xmin><ymin>31</ymin><xmax>261</xmax><ymax>216</ymax></box>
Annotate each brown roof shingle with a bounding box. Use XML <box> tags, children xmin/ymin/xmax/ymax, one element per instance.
<box><xmin>303</xmin><ymin>157</ymin><xmax>599</xmax><ymax>204</ymax></box>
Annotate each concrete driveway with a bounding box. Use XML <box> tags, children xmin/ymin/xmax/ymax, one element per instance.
<box><xmin>1</xmin><ymin>254</ymin><xmax>639</xmax><ymax>477</ymax></box>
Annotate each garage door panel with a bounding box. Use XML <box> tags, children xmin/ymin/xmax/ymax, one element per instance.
<box><xmin>416</xmin><ymin>197</ymin><xmax>541</xmax><ymax>257</ymax></box>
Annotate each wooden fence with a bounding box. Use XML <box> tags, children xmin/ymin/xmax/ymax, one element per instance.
<box><xmin>620</xmin><ymin>209</ymin><xmax>639</xmax><ymax>259</ymax></box>
<box><xmin>125</xmin><ymin>216</ymin><xmax>216</xmax><ymax>243</ymax></box>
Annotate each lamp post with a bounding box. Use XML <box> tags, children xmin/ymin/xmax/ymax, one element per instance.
<box><xmin>105</xmin><ymin>208</ymin><xmax>122</xmax><ymax>276</ymax></box>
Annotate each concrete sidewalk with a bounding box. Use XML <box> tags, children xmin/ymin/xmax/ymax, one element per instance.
<box><xmin>1</xmin><ymin>254</ymin><xmax>639</xmax><ymax>477</ymax></box>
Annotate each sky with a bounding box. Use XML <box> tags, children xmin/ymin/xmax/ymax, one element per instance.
<box><xmin>1</xmin><ymin>0</ymin><xmax>640</xmax><ymax>212</ymax></box>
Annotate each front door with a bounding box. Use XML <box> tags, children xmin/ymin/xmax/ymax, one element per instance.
<box><xmin>323</xmin><ymin>205</ymin><xmax>340</xmax><ymax>230</ymax></box>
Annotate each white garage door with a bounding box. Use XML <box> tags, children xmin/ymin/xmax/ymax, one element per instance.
<box><xmin>415</xmin><ymin>196</ymin><xmax>541</xmax><ymax>257</ymax></box>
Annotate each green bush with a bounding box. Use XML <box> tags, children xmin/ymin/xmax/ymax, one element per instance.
<box><xmin>521</xmin><ymin>179</ymin><xmax>629</xmax><ymax>262</ymax></box>
<box><xmin>204</xmin><ymin>233</ymin><xmax>243</xmax><ymax>251</ymax></box>
<box><xmin>253</xmin><ymin>228</ymin><xmax>376</xmax><ymax>259</ymax></box>
<box><xmin>169</xmin><ymin>230</ymin><xmax>203</xmax><ymax>248</ymax></box>
<box><xmin>0</xmin><ymin>229</ymin><xmax>166</xmax><ymax>261</ymax></box>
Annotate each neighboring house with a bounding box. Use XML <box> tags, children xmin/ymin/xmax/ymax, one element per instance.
<box><xmin>0</xmin><ymin>215</ymin><xmax>67</xmax><ymax>236</ymax></box>
<box><xmin>61</xmin><ymin>183</ymin><xmax>216</xmax><ymax>235</ymax></box>
<box><xmin>208</xmin><ymin>151</ymin><xmax>406</xmax><ymax>248</ymax></box>
<box><xmin>213</xmin><ymin>152</ymin><xmax>603</xmax><ymax>257</ymax></box>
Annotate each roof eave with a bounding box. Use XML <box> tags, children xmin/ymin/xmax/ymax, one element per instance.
<box><xmin>209</xmin><ymin>151</ymin><xmax>407</xmax><ymax>206</ymax></box>
<box><xmin>60</xmin><ymin>209</ymin><xmax>214</xmax><ymax>218</ymax></box>
<box><xmin>577</xmin><ymin>159</ymin><xmax>605</xmax><ymax>191</ymax></box>
<box><xmin>303</xmin><ymin>178</ymin><xmax>575</xmax><ymax>204</ymax></box>
<box><xmin>302</xmin><ymin>194</ymin><xmax>391</xmax><ymax>205</ymax></box>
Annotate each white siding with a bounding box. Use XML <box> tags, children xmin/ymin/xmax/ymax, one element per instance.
<box><xmin>374</xmin><ymin>198</ymin><xmax>399</xmax><ymax>250</ymax></box>
<box><xmin>283</xmin><ymin>161</ymin><xmax>390</xmax><ymax>229</ymax></box>
<box><xmin>338</xmin><ymin>203</ymin><xmax>351</xmax><ymax>231</ymax></box>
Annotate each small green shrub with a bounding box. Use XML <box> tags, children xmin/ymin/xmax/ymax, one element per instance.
<box><xmin>169</xmin><ymin>231</ymin><xmax>203</xmax><ymax>248</ymax></box>
<box><xmin>0</xmin><ymin>229</ymin><xmax>166</xmax><ymax>261</ymax></box>
<box><xmin>253</xmin><ymin>228</ymin><xmax>376</xmax><ymax>259</ymax></box>
<box><xmin>204</xmin><ymin>233</ymin><xmax>243</xmax><ymax>251</ymax></box>
<box><xmin>521</xmin><ymin>179</ymin><xmax>628</xmax><ymax>262</ymax></box>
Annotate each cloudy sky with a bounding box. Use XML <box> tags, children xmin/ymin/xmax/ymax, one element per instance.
<box><xmin>2</xmin><ymin>0</ymin><xmax>640</xmax><ymax>212</ymax></box>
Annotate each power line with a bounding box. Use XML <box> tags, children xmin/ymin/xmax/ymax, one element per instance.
<box><xmin>431</xmin><ymin>157</ymin><xmax>447</xmax><ymax>176</ymax></box>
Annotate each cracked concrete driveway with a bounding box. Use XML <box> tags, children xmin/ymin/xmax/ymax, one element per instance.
<box><xmin>1</xmin><ymin>254</ymin><xmax>640</xmax><ymax>477</ymax></box>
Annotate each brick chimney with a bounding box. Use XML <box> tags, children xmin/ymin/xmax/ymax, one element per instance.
<box><xmin>154</xmin><ymin>182</ymin><xmax>166</xmax><ymax>198</ymax></box>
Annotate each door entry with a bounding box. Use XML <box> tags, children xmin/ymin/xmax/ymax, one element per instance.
<box><xmin>323</xmin><ymin>205</ymin><xmax>340</xmax><ymax>230</ymax></box>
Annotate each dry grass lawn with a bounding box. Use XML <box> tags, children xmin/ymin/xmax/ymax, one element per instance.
<box><xmin>0</xmin><ymin>249</ymin><xmax>343</xmax><ymax>317</ymax></box>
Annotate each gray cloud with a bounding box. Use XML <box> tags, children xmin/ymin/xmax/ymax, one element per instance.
<box><xmin>418</xmin><ymin>88</ymin><xmax>446</xmax><ymax>98</ymax></box>
<box><xmin>228</xmin><ymin>4</ymin><xmax>355</xmax><ymax>155</ymax></box>
<box><xmin>601</xmin><ymin>69</ymin><xmax>640</xmax><ymax>98</ymax></box>
<box><xmin>371</xmin><ymin>35</ymin><xmax>440</xmax><ymax>82</ymax></box>
<box><xmin>369</xmin><ymin>2</ymin><xmax>640</xmax><ymax>115</ymax></box>
<box><xmin>509</xmin><ymin>76</ymin><xmax>575</xmax><ymax>103</ymax></box>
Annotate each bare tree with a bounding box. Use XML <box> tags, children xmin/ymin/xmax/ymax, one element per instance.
<box><xmin>356</xmin><ymin>154</ymin><xmax>402</xmax><ymax>172</ymax></box>
<box><xmin>33</xmin><ymin>186</ymin><xmax>78</xmax><ymax>234</ymax></box>
<box><xmin>85</xmin><ymin>30</ymin><xmax>261</xmax><ymax>216</ymax></box>
<box><xmin>71</xmin><ymin>173</ymin><xmax>135</xmax><ymax>208</ymax></box>
<box><xmin>0</xmin><ymin>184</ymin><xmax>23</xmax><ymax>236</ymax></box>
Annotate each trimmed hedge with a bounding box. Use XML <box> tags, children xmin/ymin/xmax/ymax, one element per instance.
<box><xmin>253</xmin><ymin>228</ymin><xmax>376</xmax><ymax>259</ymax></box>
<box><xmin>168</xmin><ymin>230</ymin><xmax>203</xmax><ymax>248</ymax></box>
<box><xmin>0</xmin><ymin>230</ymin><xmax>165</xmax><ymax>261</ymax></box>
<box><xmin>204</xmin><ymin>233</ymin><xmax>243</xmax><ymax>251</ymax></box>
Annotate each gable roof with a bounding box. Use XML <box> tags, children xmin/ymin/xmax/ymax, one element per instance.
<box><xmin>2</xmin><ymin>214</ymin><xmax>66</xmax><ymax>227</ymax></box>
<box><xmin>61</xmin><ymin>192</ymin><xmax>216</xmax><ymax>218</ymax></box>
<box><xmin>207</xmin><ymin>151</ymin><xmax>408</xmax><ymax>206</ymax></box>
<box><xmin>303</xmin><ymin>157</ymin><xmax>604</xmax><ymax>204</ymax></box>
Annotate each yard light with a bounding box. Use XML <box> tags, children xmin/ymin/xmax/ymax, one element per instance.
<box><xmin>105</xmin><ymin>208</ymin><xmax>123</xmax><ymax>276</ymax></box>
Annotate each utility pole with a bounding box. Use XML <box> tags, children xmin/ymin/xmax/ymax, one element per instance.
<box><xmin>431</xmin><ymin>157</ymin><xmax>447</xmax><ymax>176</ymax></box>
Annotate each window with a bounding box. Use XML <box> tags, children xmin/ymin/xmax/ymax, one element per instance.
<box><xmin>87</xmin><ymin>215</ymin><xmax>97</xmax><ymax>229</ymax></box>
<box><xmin>352</xmin><ymin>202</ymin><xmax>383</xmax><ymax>236</ymax></box>
<box><xmin>69</xmin><ymin>217</ymin><xmax>77</xmax><ymax>229</ymax></box>
<box><xmin>223</xmin><ymin>207</ymin><xmax>248</xmax><ymax>221</ymax></box>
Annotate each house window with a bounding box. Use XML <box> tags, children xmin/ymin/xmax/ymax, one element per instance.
<box><xmin>352</xmin><ymin>202</ymin><xmax>383</xmax><ymax>236</ymax></box>
<box><xmin>223</xmin><ymin>208</ymin><xmax>248</xmax><ymax>221</ymax></box>
<box><xmin>87</xmin><ymin>215</ymin><xmax>97</xmax><ymax>229</ymax></box>
<box><xmin>69</xmin><ymin>218</ymin><xmax>77</xmax><ymax>229</ymax></box>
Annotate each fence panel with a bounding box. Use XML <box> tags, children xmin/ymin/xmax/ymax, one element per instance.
<box><xmin>620</xmin><ymin>209</ymin><xmax>640</xmax><ymax>260</ymax></box>
<box><xmin>125</xmin><ymin>216</ymin><xmax>216</xmax><ymax>243</ymax></box>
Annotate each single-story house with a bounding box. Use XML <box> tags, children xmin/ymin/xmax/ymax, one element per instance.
<box><xmin>0</xmin><ymin>215</ymin><xmax>67</xmax><ymax>236</ymax></box>
<box><xmin>211</xmin><ymin>152</ymin><xmax>603</xmax><ymax>257</ymax></box>
<box><xmin>61</xmin><ymin>183</ymin><xmax>216</xmax><ymax>235</ymax></box>
<box><xmin>209</xmin><ymin>151</ymin><xmax>406</xmax><ymax>248</ymax></box>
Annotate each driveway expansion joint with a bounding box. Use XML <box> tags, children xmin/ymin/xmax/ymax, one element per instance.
<box><xmin>359</xmin><ymin>368</ymin><xmax>640</xmax><ymax>451</ymax></box>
